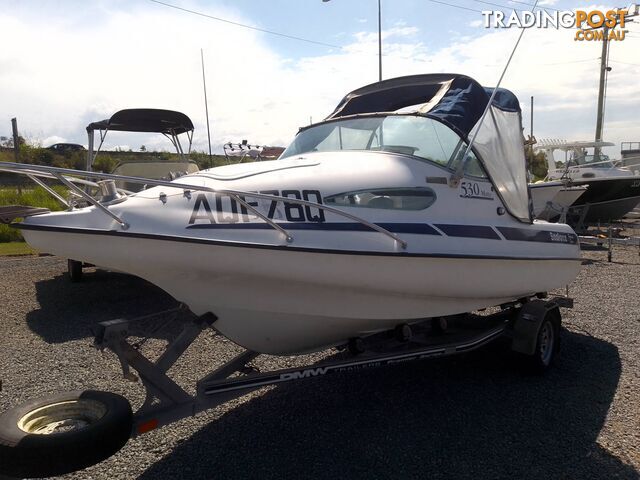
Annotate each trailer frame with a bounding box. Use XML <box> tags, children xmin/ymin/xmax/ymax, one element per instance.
<box><xmin>91</xmin><ymin>295</ymin><xmax>572</xmax><ymax>437</ymax></box>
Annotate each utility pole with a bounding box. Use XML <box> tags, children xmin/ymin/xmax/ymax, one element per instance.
<box><xmin>377</xmin><ymin>0</ymin><xmax>382</xmax><ymax>81</ymax></box>
<box><xmin>528</xmin><ymin>96</ymin><xmax>535</xmax><ymax>164</ymax></box>
<box><xmin>594</xmin><ymin>25</ymin><xmax>609</xmax><ymax>158</ymax></box>
<box><xmin>11</xmin><ymin>118</ymin><xmax>22</xmax><ymax>194</ymax></box>
<box><xmin>11</xmin><ymin>118</ymin><xmax>19</xmax><ymax>161</ymax></box>
<box><xmin>593</xmin><ymin>7</ymin><xmax>638</xmax><ymax>157</ymax></box>
<box><xmin>530</xmin><ymin>96</ymin><xmax>534</xmax><ymax>140</ymax></box>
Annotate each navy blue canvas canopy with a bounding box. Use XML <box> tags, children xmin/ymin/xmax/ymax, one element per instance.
<box><xmin>326</xmin><ymin>74</ymin><xmax>521</xmax><ymax>140</ymax></box>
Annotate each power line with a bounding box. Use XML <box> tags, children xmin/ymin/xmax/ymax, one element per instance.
<box><xmin>148</xmin><ymin>0</ymin><xmax>478</xmax><ymax>65</ymax></box>
<box><xmin>149</xmin><ymin>0</ymin><xmax>342</xmax><ymax>49</ymax></box>
<box><xmin>424</xmin><ymin>0</ymin><xmax>483</xmax><ymax>13</ymax></box>
<box><xmin>502</xmin><ymin>0</ymin><xmax>561</xmax><ymax>12</ymax></box>
<box><xmin>470</xmin><ymin>0</ymin><xmax>527</xmax><ymax>12</ymax></box>
<box><xmin>149</xmin><ymin>0</ymin><xmax>598</xmax><ymax>68</ymax></box>
<box><xmin>469</xmin><ymin>0</ymin><xmax>559</xmax><ymax>13</ymax></box>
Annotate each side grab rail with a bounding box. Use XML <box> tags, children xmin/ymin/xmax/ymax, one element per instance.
<box><xmin>0</xmin><ymin>161</ymin><xmax>408</xmax><ymax>249</ymax></box>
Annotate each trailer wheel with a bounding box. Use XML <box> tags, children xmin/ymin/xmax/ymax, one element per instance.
<box><xmin>522</xmin><ymin>311</ymin><xmax>561</xmax><ymax>374</ymax></box>
<box><xmin>0</xmin><ymin>390</ymin><xmax>132</xmax><ymax>478</ymax></box>
<box><xmin>431</xmin><ymin>317</ymin><xmax>449</xmax><ymax>334</ymax></box>
<box><xmin>68</xmin><ymin>259</ymin><xmax>83</xmax><ymax>282</ymax></box>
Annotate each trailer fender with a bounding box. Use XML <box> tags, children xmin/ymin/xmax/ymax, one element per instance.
<box><xmin>510</xmin><ymin>300</ymin><xmax>560</xmax><ymax>356</ymax></box>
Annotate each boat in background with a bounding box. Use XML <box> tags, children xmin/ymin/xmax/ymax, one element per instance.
<box><xmin>621</xmin><ymin>141</ymin><xmax>640</xmax><ymax>175</ymax></box>
<box><xmin>1</xmin><ymin>74</ymin><xmax>582</xmax><ymax>355</ymax></box>
<box><xmin>223</xmin><ymin>141</ymin><xmax>285</xmax><ymax>162</ymax></box>
<box><xmin>536</xmin><ymin>139</ymin><xmax>640</xmax><ymax>226</ymax></box>
<box><xmin>529</xmin><ymin>181</ymin><xmax>586</xmax><ymax>221</ymax></box>
<box><xmin>86</xmin><ymin>109</ymin><xmax>199</xmax><ymax>192</ymax></box>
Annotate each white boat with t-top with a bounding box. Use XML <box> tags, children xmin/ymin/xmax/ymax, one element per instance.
<box><xmin>1</xmin><ymin>74</ymin><xmax>581</xmax><ymax>355</ymax></box>
<box><xmin>537</xmin><ymin>139</ymin><xmax>640</xmax><ymax>223</ymax></box>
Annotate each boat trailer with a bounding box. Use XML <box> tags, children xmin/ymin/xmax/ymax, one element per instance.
<box><xmin>0</xmin><ymin>295</ymin><xmax>571</xmax><ymax>478</ymax></box>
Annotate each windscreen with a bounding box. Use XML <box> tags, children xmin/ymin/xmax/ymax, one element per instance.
<box><xmin>281</xmin><ymin>115</ymin><xmax>485</xmax><ymax>175</ymax></box>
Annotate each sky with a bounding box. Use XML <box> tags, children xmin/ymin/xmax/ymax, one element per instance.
<box><xmin>0</xmin><ymin>0</ymin><xmax>639</xmax><ymax>158</ymax></box>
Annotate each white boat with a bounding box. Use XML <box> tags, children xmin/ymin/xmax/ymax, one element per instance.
<box><xmin>536</xmin><ymin>139</ymin><xmax>640</xmax><ymax>224</ymax></box>
<box><xmin>2</xmin><ymin>74</ymin><xmax>582</xmax><ymax>355</ymax></box>
<box><xmin>621</xmin><ymin>141</ymin><xmax>640</xmax><ymax>175</ymax></box>
<box><xmin>86</xmin><ymin>108</ymin><xmax>200</xmax><ymax>192</ymax></box>
<box><xmin>529</xmin><ymin>181</ymin><xmax>562</xmax><ymax>217</ymax></box>
<box><xmin>529</xmin><ymin>181</ymin><xmax>587</xmax><ymax>221</ymax></box>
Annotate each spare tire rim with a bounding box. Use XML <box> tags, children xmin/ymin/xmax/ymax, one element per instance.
<box><xmin>539</xmin><ymin>321</ymin><xmax>554</xmax><ymax>366</ymax></box>
<box><xmin>17</xmin><ymin>399</ymin><xmax>107</xmax><ymax>435</ymax></box>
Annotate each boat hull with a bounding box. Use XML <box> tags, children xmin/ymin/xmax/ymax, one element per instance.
<box><xmin>569</xmin><ymin>177</ymin><xmax>640</xmax><ymax>223</ymax></box>
<box><xmin>21</xmin><ymin>227</ymin><xmax>582</xmax><ymax>354</ymax></box>
<box><xmin>538</xmin><ymin>187</ymin><xmax>586</xmax><ymax>221</ymax></box>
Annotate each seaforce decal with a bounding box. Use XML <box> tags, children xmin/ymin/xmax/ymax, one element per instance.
<box><xmin>188</xmin><ymin>190</ymin><xmax>326</xmax><ymax>225</ymax></box>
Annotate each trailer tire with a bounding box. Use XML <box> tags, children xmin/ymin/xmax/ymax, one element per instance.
<box><xmin>0</xmin><ymin>390</ymin><xmax>132</xmax><ymax>478</ymax></box>
<box><xmin>521</xmin><ymin>309</ymin><xmax>561</xmax><ymax>374</ymax></box>
<box><xmin>68</xmin><ymin>259</ymin><xmax>83</xmax><ymax>282</ymax></box>
<box><xmin>431</xmin><ymin>317</ymin><xmax>449</xmax><ymax>334</ymax></box>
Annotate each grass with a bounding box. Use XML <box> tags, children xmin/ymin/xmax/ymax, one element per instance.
<box><xmin>0</xmin><ymin>185</ymin><xmax>67</xmax><ymax>242</ymax></box>
<box><xmin>0</xmin><ymin>241</ymin><xmax>37</xmax><ymax>256</ymax></box>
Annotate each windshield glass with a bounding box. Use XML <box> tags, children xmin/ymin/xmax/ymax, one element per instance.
<box><xmin>281</xmin><ymin>115</ymin><xmax>485</xmax><ymax>176</ymax></box>
<box><xmin>574</xmin><ymin>153</ymin><xmax>614</xmax><ymax>168</ymax></box>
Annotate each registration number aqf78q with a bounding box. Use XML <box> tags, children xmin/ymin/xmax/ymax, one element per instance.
<box><xmin>188</xmin><ymin>190</ymin><xmax>326</xmax><ymax>224</ymax></box>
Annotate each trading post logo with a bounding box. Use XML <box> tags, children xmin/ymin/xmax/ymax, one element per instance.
<box><xmin>481</xmin><ymin>8</ymin><xmax>632</xmax><ymax>41</ymax></box>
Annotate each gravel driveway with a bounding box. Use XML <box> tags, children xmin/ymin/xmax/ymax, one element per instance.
<box><xmin>0</xmin><ymin>246</ymin><xmax>638</xmax><ymax>480</ymax></box>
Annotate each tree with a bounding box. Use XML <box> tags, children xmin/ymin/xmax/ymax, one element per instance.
<box><xmin>0</xmin><ymin>135</ymin><xmax>26</xmax><ymax>148</ymax></box>
<box><xmin>526</xmin><ymin>148</ymin><xmax>549</xmax><ymax>181</ymax></box>
<box><xmin>140</xmin><ymin>145</ymin><xmax>146</xmax><ymax>152</ymax></box>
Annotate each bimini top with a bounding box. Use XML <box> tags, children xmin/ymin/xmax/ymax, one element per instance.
<box><xmin>86</xmin><ymin>109</ymin><xmax>194</xmax><ymax>135</ymax></box>
<box><xmin>326</xmin><ymin>73</ymin><xmax>520</xmax><ymax>140</ymax></box>
<box><xmin>326</xmin><ymin>73</ymin><xmax>531</xmax><ymax>223</ymax></box>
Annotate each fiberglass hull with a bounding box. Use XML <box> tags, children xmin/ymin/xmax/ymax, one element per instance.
<box><xmin>19</xmin><ymin>222</ymin><xmax>581</xmax><ymax>355</ymax></box>
<box><xmin>568</xmin><ymin>177</ymin><xmax>640</xmax><ymax>222</ymax></box>
<box><xmin>17</xmin><ymin>152</ymin><xmax>582</xmax><ymax>354</ymax></box>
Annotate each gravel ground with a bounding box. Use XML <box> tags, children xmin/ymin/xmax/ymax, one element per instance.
<box><xmin>0</xmin><ymin>245</ymin><xmax>638</xmax><ymax>480</ymax></box>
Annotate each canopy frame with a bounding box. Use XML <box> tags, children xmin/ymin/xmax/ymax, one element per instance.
<box><xmin>85</xmin><ymin>109</ymin><xmax>195</xmax><ymax>171</ymax></box>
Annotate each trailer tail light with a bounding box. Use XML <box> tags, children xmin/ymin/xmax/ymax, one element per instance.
<box><xmin>137</xmin><ymin>419</ymin><xmax>159</xmax><ymax>435</ymax></box>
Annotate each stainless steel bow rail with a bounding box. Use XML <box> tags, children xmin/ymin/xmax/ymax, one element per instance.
<box><xmin>0</xmin><ymin>161</ymin><xmax>407</xmax><ymax>249</ymax></box>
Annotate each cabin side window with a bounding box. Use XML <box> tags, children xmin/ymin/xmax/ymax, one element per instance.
<box><xmin>324</xmin><ymin>187</ymin><xmax>436</xmax><ymax>210</ymax></box>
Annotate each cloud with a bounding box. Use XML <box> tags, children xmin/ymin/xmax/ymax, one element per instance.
<box><xmin>0</xmin><ymin>2</ymin><xmax>637</xmax><ymax>160</ymax></box>
<box><xmin>468</xmin><ymin>20</ymin><xmax>483</xmax><ymax>27</ymax></box>
<box><xmin>354</xmin><ymin>26</ymin><xmax>419</xmax><ymax>44</ymax></box>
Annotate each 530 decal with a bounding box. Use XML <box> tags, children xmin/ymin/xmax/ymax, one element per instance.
<box><xmin>459</xmin><ymin>181</ymin><xmax>494</xmax><ymax>200</ymax></box>
<box><xmin>188</xmin><ymin>190</ymin><xmax>326</xmax><ymax>224</ymax></box>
